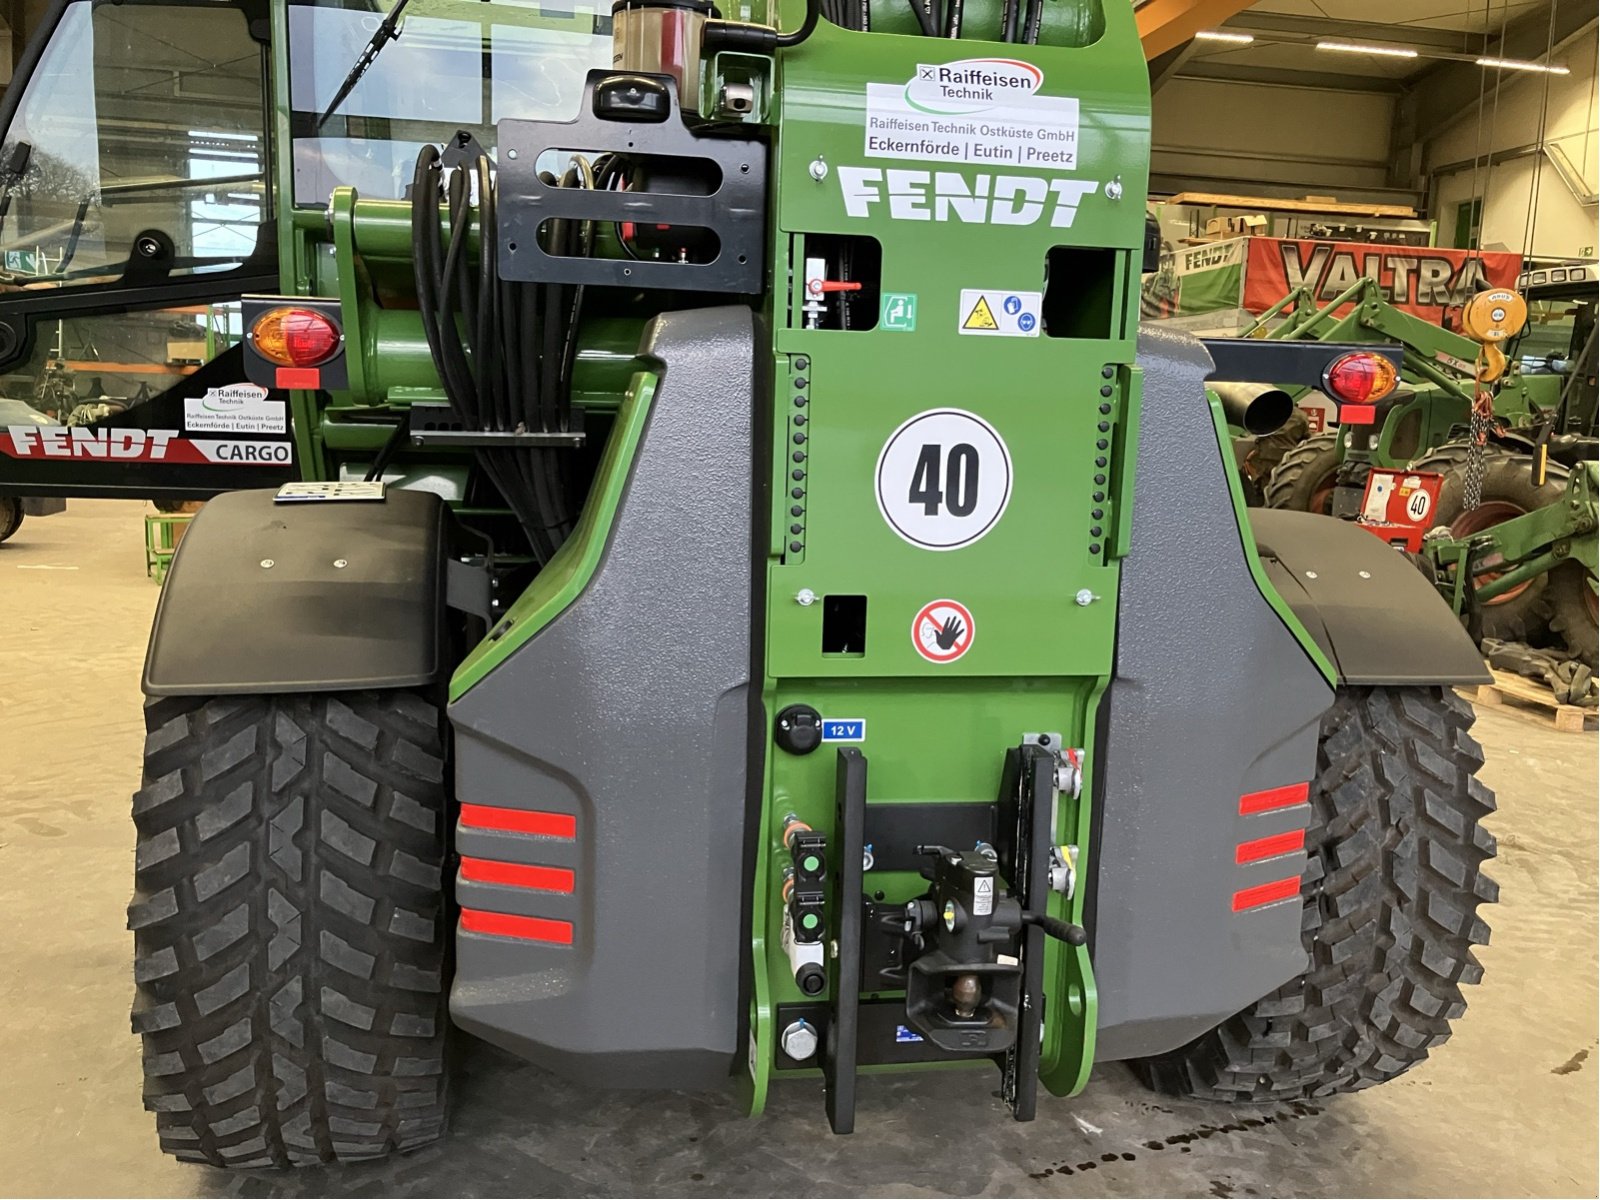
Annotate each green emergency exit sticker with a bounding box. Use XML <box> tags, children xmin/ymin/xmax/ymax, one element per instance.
<box><xmin>881</xmin><ymin>293</ymin><xmax>917</xmax><ymax>332</ymax></box>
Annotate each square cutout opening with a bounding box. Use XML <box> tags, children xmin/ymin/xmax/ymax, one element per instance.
<box><xmin>822</xmin><ymin>595</ymin><xmax>867</xmax><ymax>655</ymax></box>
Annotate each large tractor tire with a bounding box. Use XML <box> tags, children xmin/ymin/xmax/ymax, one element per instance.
<box><xmin>1262</xmin><ymin>431</ymin><xmax>1341</xmax><ymax>514</ymax></box>
<box><xmin>1547</xmin><ymin>562</ymin><xmax>1599</xmax><ymax>668</ymax></box>
<box><xmin>1135</xmin><ymin>686</ymin><xmax>1496</xmax><ymax>1101</ymax></box>
<box><xmin>130</xmin><ymin>690</ymin><xmax>450</xmax><ymax>1167</ymax></box>
<box><xmin>1413</xmin><ymin>445</ymin><xmax>1568</xmax><ymax>644</ymax></box>
<box><xmin>0</xmin><ymin>496</ymin><xmax>22</xmax><ymax>543</ymax></box>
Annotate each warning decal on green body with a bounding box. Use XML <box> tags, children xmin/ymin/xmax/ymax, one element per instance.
<box><xmin>958</xmin><ymin>289</ymin><xmax>1041</xmax><ymax>337</ymax></box>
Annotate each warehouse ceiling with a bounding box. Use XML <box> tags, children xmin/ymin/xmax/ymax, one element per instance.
<box><xmin>1148</xmin><ymin>0</ymin><xmax>1593</xmax><ymax>95</ymax></box>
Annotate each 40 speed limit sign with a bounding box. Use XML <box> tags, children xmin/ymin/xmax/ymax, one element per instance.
<box><xmin>875</xmin><ymin>408</ymin><xmax>1013</xmax><ymax>551</ymax></box>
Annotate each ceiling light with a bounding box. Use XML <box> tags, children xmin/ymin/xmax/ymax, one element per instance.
<box><xmin>1476</xmin><ymin>56</ymin><xmax>1570</xmax><ymax>74</ymax></box>
<box><xmin>1194</xmin><ymin>30</ymin><xmax>1255</xmax><ymax>44</ymax></box>
<box><xmin>1316</xmin><ymin>39</ymin><xmax>1419</xmax><ymax>59</ymax></box>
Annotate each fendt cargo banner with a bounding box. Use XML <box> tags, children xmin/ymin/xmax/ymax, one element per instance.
<box><xmin>1244</xmin><ymin>239</ymin><xmax>1521</xmax><ymax>325</ymax></box>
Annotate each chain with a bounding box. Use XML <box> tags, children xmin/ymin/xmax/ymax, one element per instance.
<box><xmin>1464</xmin><ymin>354</ymin><xmax>1495</xmax><ymax>511</ymax></box>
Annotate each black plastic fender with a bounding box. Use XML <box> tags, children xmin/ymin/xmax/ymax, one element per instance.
<box><xmin>143</xmin><ymin>488</ymin><xmax>451</xmax><ymax>696</ymax></box>
<box><xmin>1253</xmin><ymin>508</ymin><xmax>1491</xmax><ymax>686</ymax></box>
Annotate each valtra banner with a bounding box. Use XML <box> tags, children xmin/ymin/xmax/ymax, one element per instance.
<box><xmin>1244</xmin><ymin>239</ymin><xmax>1521</xmax><ymax>325</ymax></box>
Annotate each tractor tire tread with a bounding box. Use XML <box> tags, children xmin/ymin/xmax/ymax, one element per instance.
<box><xmin>1262</xmin><ymin>432</ymin><xmax>1341</xmax><ymax>514</ymax></box>
<box><xmin>1134</xmin><ymin>686</ymin><xmax>1495</xmax><ymax>1102</ymax></box>
<box><xmin>130</xmin><ymin>691</ymin><xmax>449</xmax><ymax>1167</ymax></box>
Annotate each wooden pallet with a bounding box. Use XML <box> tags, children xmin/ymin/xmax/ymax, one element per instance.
<box><xmin>1469</xmin><ymin>667</ymin><xmax>1597</xmax><ymax>733</ymax></box>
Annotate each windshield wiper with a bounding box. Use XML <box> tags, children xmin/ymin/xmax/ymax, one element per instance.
<box><xmin>317</xmin><ymin>0</ymin><xmax>414</xmax><ymax>129</ymax></box>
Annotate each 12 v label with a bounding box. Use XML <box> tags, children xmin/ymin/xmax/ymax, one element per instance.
<box><xmin>875</xmin><ymin>408</ymin><xmax>1012</xmax><ymax>551</ymax></box>
<box><xmin>820</xmin><ymin>719</ymin><xmax>867</xmax><ymax>743</ymax></box>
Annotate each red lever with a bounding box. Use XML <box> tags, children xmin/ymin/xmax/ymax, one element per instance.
<box><xmin>808</xmin><ymin>279</ymin><xmax>864</xmax><ymax>295</ymax></box>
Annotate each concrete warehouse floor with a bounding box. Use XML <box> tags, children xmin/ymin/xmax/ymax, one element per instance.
<box><xmin>2</xmin><ymin>500</ymin><xmax>1596</xmax><ymax>1199</ymax></box>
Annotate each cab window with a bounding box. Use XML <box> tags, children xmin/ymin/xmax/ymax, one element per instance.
<box><xmin>0</xmin><ymin>0</ymin><xmax>269</xmax><ymax>292</ymax></box>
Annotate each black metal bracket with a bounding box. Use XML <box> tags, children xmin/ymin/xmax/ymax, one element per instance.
<box><xmin>407</xmin><ymin>402</ymin><xmax>586</xmax><ymax>449</ymax></box>
<box><xmin>496</xmin><ymin>71</ymin><xmax>766</xmax><ymax>294</ymax></box>
<box><xmin>823</xmin><ymin>747</ymin><xmax>867</xmax><ymax>1136</ymax></box>
<box><xmin>995</xmin><ymin>743</ymin><xmax>1056</xmax><ymax>1122</ymax></box>
<box><xmin>863</xmin><ymin>802</ymin><xmax>995</xmax><ymax>874</ymax></box>
<box><xmin>1201</xmin><ymin>338</ymin><xmax>1403</xmax><ymax>389</ymax></box>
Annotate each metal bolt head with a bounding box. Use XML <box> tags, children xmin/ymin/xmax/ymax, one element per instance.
<box><xmin>1359</xmin><ymin>570</ymin><xmax>1372</xmax><ymax>579</ymax></box>
<box><xmin>781</xmin><ymin>1019</ymin><xmax>818</xmax><ymax>1061</ymax></box>
<box><xmin>1074</xmin><ymin>588</ymin><xmax>1095</xmax><ymax>607</ymax></box>
<box><xmin>1305</xmin><ymin>570</ymin><xmax>1319</xmax><ymax>580</ymax></box>
<box><xmin>506</xmin><ymin>148</ymin><xmax>518</xmax><ymax>160</ymax></box>
<box><xmin>796</xmin><ymin>587</ymin><xmax>817</xmax><ymax>607</ymax></box>
<box><xmin>1103</xmin><ymin>176</ymin><xmax>1124</xmax><ymax>201</ymax></box>
<box><xmin>333</xmin><ymin>558</ymin><xmax>349</xmax><ymax>569</ymax></box>
<box><xmin>808</xmin><ymin>157</ymin><xmax>828</xmax><ymax>181</ymax></box>
<box><xmin>259</xmin><ymin>558</ymin><xmax>274</xmax><ymax>569</ymax></box>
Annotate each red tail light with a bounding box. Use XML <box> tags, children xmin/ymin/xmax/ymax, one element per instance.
<box><xmin>1324</xmin><ymin>352</ymin><xmax>1398</xmax><ymax>404</ymax></box>
<box><xmin>249</xmin><ymin>307</ymin><xmax>342</xmax><ymax>368</ymax></box>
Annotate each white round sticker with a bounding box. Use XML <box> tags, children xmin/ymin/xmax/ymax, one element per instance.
<box><xmin>1405</xmin><ymin>488</ymin><xmax>1433</xmax><ymax>523</ymax></box>
<box><xmin>875</xmin><ymin>408</ymin><xmax>1013</xmax><ymax>551</ymax></box>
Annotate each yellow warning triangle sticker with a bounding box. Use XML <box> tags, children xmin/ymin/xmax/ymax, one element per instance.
<box><xmin>962</xmin><ymin>295</ymin><xmax>999</xmax><ymax>331</ymax></box>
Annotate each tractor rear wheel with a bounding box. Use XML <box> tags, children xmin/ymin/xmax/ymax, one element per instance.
<box><xmin>1412</xmin><ymin>444</ymin><xmax>1565</xmax><ymax>644</ymax></box>
<box><xmin>1547</xmin><ymin>562</ymin><xmax>1599</xmax><ymax>668</ymax></box>
<box><xmin>130</xmin><ymin>690</ymin><xmax>450</xmax><ymax>1167</ymax></box>
<box><xmin>1134</xmin><ymin>686</ymin><xmax>1496</xmax><ymax>1101</ymax></box>
<box><xmin>1262</xmin><ymin>431</ymin><xmax>1341</xmax><ymax>515</ymax></box>
<box><xmin>0</xmin><ymin>496</ymin><xmax>22</xmax><ymax>542</ymax></box>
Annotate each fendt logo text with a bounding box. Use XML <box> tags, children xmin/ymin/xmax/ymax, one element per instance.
<box><xmin>839</xmin><ymin>166</ymin><xmax>1097</xmax><ymax>228</ymax></box>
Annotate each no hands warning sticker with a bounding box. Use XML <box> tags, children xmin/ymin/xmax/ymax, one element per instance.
<box><xmin>959</xmin><ymin>289</ymin><xmax>1041</xmax><ymax>337</ymax></box>
<box><xmin>912</xmin><ymin>598</ymin><xmax>975</xmax><ymax>664</ymax></box>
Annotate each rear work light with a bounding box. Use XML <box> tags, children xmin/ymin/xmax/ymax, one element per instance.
<box><xmin>1323</xmin><ymin>351</ymin><xmax>1398</xmax><ymax>405</ymax></box>
<box><xmin>248</xmin><ymin>306</ymin><xmax>342</xmax><ymax>368</ymax></box>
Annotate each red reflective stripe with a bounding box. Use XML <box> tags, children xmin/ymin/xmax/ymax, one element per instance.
<box><xmin>460</xmin><ymin>857</ymin><xmax>575</xmax><ymax>894</ymax></box>
<box><xmin>460</xmin><ymin>908</ymin><xmax>573</xmax><ymax>945</ymax></box>
<box><xmin>1232</xmin><ymin>876</ymin><xmax>1302</xmax><ymax>912</ymax></box>
<box><xmin>1239</xmin><ymin>782</ymin><xmax>1310</xmax><ymax>815</ymax></box>
<box><xmin>1235</xmin><ymin>828</ymin><xmax>1306</xmax><ymax>865</ymax></box>
<box><xmin>1339</xmin><ymin>404</ymin><xmax>1377</xmax><ymax>425</ymax></box>
<box><xmin>275</xmin><ymin>366</ymin><xmax>320</xmax><ymax>389</ymax></box>
<box><xmin>459</xmin><ymin>803</ymin><xmax>576</xmax><ymax>839</ymax></box>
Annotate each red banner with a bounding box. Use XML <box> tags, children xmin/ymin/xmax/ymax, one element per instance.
<box><xmin>1243</xmin><ymin>238</ymin><xmax>1520</xmax><ymax>326</ymax></box>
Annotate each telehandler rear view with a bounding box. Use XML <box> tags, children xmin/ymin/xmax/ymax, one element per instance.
<box><xmin>0</xmin><ymin>0</ymin><xmax>1496</xmax><ymax>1167</ymax></box>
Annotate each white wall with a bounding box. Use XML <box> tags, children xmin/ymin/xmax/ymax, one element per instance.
<box><xmin>1425</xmin><ymin>27</ymin><xmax>1598</xmax><ymax>258</ymax></box>
<box><xmin>1153</xmin><ymin>77</ymin><xmax>1399</xmax><ymax>197</ymax></box>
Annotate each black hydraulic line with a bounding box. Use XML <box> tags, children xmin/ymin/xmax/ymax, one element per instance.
<box><xmin>942</xmin><ymin>0</ymin><xmax>961</xmax><ymax>38</ymax></box>
<box><xmin>703</xmin><ymin>0</ymin><xmax>820</xmax><ymax>51</ymax></box>
<box><xmin>856</xmin><ymin>0</ymin><xmax>871</xmax><ymax>32</ymax></box>
<box><xmin>1022</xmin><ymin>0</ymin><xmax>1042</xmax><ymax>43</ymax></box>
<box><xmin>1000</xmin><ymin>0</ymin><xmax>1019</xmax><ymax>42</ymax></box>
<box><xmin>906</xmin><ymin>0</ymin><xmax>936</xmax><ymax>36</ymax></box>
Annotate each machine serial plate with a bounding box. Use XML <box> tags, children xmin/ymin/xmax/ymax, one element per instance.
<box><xmin>275</xmin><ymin>481</ymin><xmax>387</xmax><ymax>503</ymax></box>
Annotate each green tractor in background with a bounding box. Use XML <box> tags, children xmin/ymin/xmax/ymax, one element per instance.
<box><xmin>1247</xmin><ymin>272</ymin><xmax>1598</xmax><ymax>665</ymax></box>
<box><xmin>0</xmin><ymin>0</ymin><xmax>1502</xmax><ymax>1168</ymax></box>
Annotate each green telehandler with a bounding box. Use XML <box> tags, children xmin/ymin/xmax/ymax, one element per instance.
<box><xmin>0</xmin><ymin>0</ymin><xmax>1498</xmax><ymax>1167</ymax></box>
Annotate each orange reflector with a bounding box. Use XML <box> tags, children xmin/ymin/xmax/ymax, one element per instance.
<box><xmin>460</xmin><ymin>908</ymin><xmax>573</xmax><ymax>945</ymax></box>
<box><xmin>1236</xmin><ymin>828</ymin><xmax>1306</xmax><ymax>864</ymax></box>
<box><xmin>460</xmin><ymin>857</ymin><xmax>575</xmax><ymax>894</ymax></box>
<box><xmin>459</xmin><ymin>803</ymin><xmax>576</xmax><ymax>840</ymax></box>
<box><xmin>1324</xmin><ymin>352</ymin><xmax>1398</xmax><ymax>404</ymax></box>
<box><xmin>1239</xmin><ymin>782</ymin><xmax>1310</xmax><ymax>815</ymax></box>
<box><xmin>249</xmin><ymin>306</ymin><xmax>342</xmax><ymax>368</ymax></box>
<box><xmin>1232</xmin><ymin>876</ymin><xmax>1302</xmax><ymax>912</ymax></box>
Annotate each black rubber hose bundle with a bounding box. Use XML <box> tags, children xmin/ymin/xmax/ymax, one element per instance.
<box><xmin>410</xmin><ymin>143</ymin><xmax>582</xmax><ymax>564</ymax></box>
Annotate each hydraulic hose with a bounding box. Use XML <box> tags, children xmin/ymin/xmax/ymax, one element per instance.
<box><xmin>703</xmin><ymin>0</ymin><xmax>820</xmax><ymax>52</ymax></box>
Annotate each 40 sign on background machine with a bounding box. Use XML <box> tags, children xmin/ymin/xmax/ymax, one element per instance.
<box><xmin>0</xmin><ymin>0</ymin><xmax>1500</xmax><ymax>1166</ymax></box>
